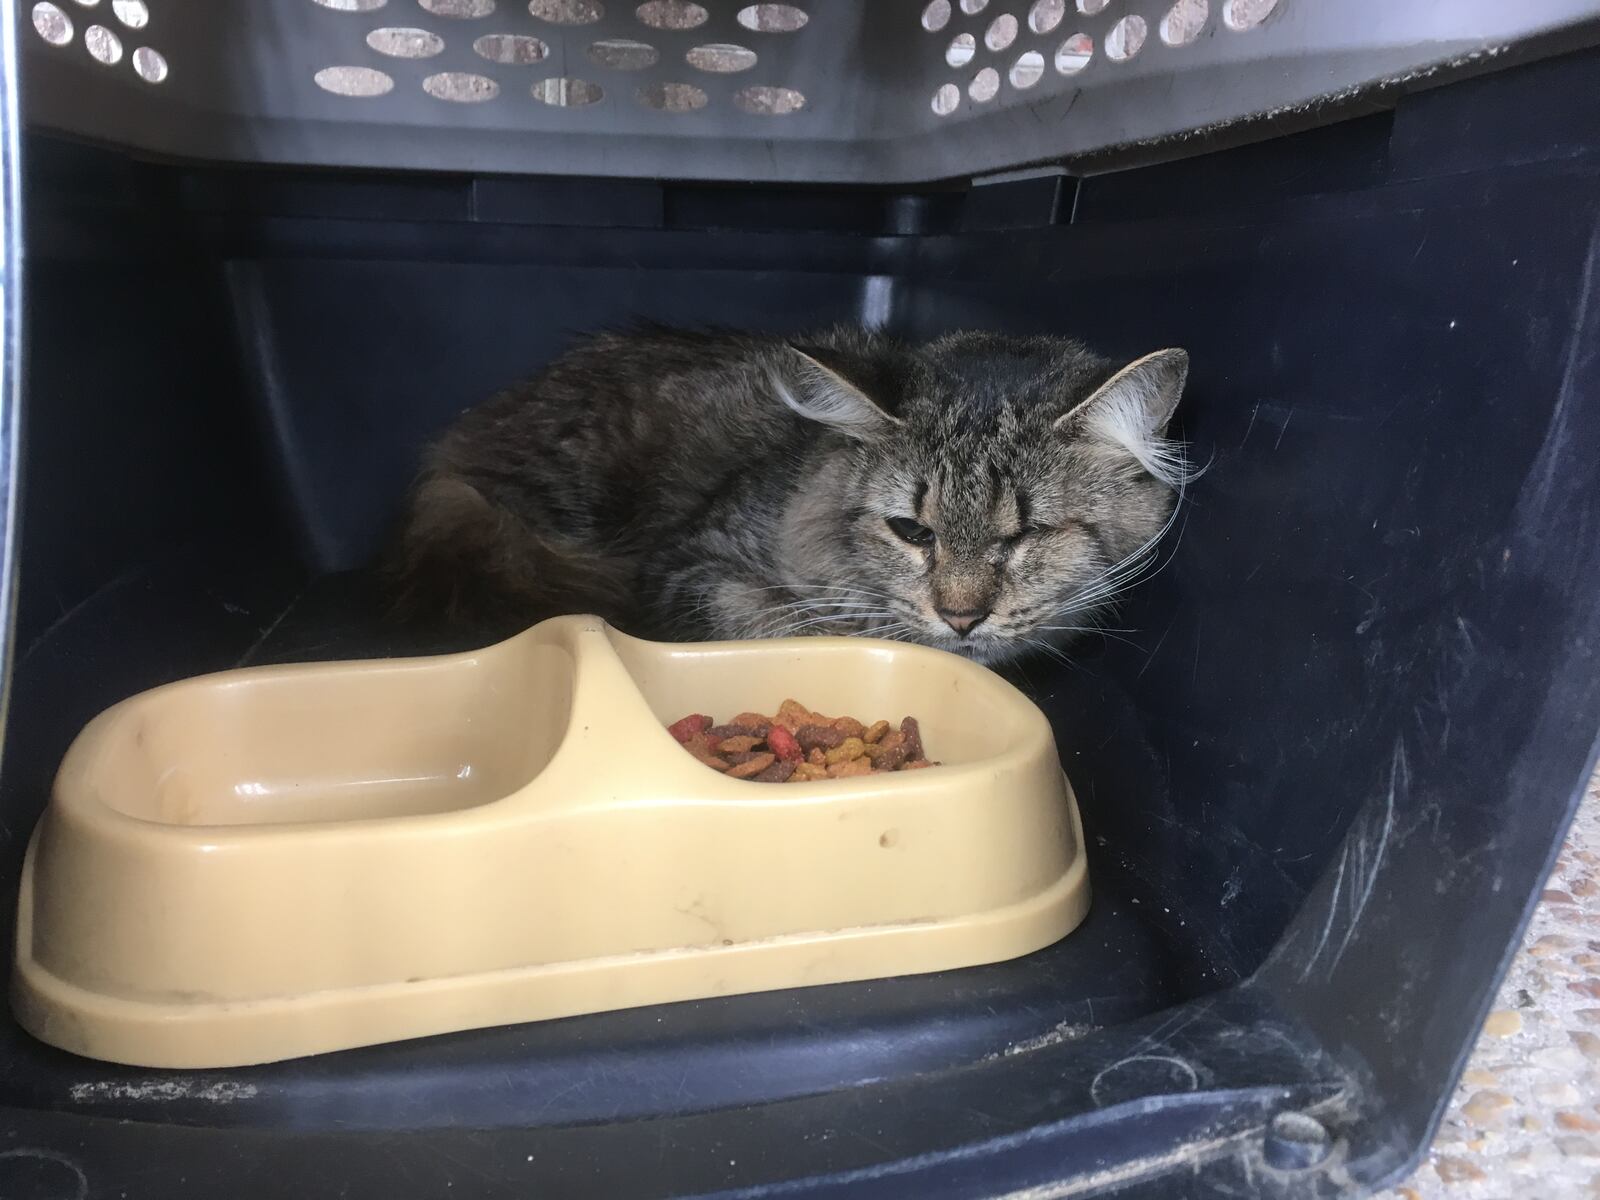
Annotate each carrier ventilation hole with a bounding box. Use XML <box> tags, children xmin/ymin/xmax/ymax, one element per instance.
<box><xmin>734</xmin><ymin>84</ymin><xmax>803</xmax><ymax>114</ymax></box>
<box><xmin>110</xmin><ymin>0</ymin><xmax>146</xmax><ymax>27</ymax></box>
<box><xmin>1105</xmin><ymin>14</ymin><xmax>1144</xmax><ymax>60</ymax></box>
<box><xmin>419</xmin><ymin>0</ymin><xmax>494</xmax><ymax>15</ymax></box>
<box><xmin>314</xmin><ymin>65</ymin><xmax>395</xmax><ymax>95</ymax></box>
<box><xmin>946</xmin><ymin>32</ymin><xmax>973</xmax><ymax>66</ymax></box>
<box><xmin>636</xmin><ymin>0</ymin><xmax>706</xmax><ymax>29</ymax></box>
<box><xmin>968</xmin><ymin>66</ymin><xmax>999</xmax><ymax>102</ymax></box>
<box><xmin>531</xmin><ymin>75</ymin><xmax>603</xmax><ymax>104</ymax></box>
<box><xmin>84</xmin><ymin>23</ymin><xmax>121</xmax><ymax>63</ymax></box>
<box><xmin>1055</xmin><ymin>31</ymin><xmax>1091</xmax><ymax>72</ymax></box>
<box><xmin>311</xmin><ymin>0</ymin><xmax>387</xmax><ymax>8</ymax></box>
<box><xmin>921</xmin><ymin>0</ymin><xmax>950</xmax><ymax>32</ymax></box>
<box><xmin>959</xmin><ymin>0</ymin><xmax>987</xmax><ymax>13</ymax></box>
<box><xmin>529</xmin><ymin>0</ymin><xmax>602</xmax><ymax>21</ymax></box>
<box><xmin>1160</xmin><ymin>0</ymin><xmax>1206</xmax><ymax>44</ymax></box>
<box><xmin>424</xmin><ymin>71</ymin><xmax>499</xmax><ymax>100</ymax></box>
<box><xmin>1009</xmin><ymin>48</ymin><xmax>1043</xmax><ymax>88</ymax></box>
<box><xmin>736</xmin><ymin>4</ymin><xmax>806</xmax><ymax>32</ymax></box>
<box><xmin>367</xmin><ymin>27</ymin><xmax>445</xmax><ymax>56</ymax></box>
<box><xmin>131</xmin><ymin>44</ymin><xmax>166</xmax><ymax>81</ymax></box>
<box><xmin>1076</xmin><ymin>0</ymin><xmax>1107</xmax><ymax>13</ymax></box>
<box><xmin>688</xmin><ymin>43</ymin><xmax>756</xmax><ymax>72</ymax></box>
<box><xmin>1222</xmin><ymin>0</ymin><xmax>1276</xmax><ymax>30</ymax></box>
<box><xmin>474</xmin><ymin>33</ymin><xmax>547</xmax><ymax>61</ymax></box>
<box><xmin>637</xmin><ymin>81</ymin><xmax>708</xmax><ymax>111</ymax></box>
<box><xmin>589</xmin><ymin>38</ymin><xmax>658</xmax><ymax>68</ymax></box>
<box><xmin>931</xmin><ymin>81</ymin><xmax>960</xmax><ymax>116</ymax></box>
<box><xmin>71</xmin><ymin>0</ymin><xmax>97</xmax><ymax>5</ymax></box>
<box><xmin>32</xmin><ymin>3</ymin><xmax>73</xmax><ymax>45</ymax></box>
<box><xmin>1028</xmin><ymin>0</ymin><xmax>1063</xmax><ymax>33</ymax></box>
<box><xmin>984</xmin><ymin>13</ymin><xmax>1016</xmax><ymax>51</ymax></box>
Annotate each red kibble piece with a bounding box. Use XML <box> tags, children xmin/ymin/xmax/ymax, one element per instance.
<box><xmin>767</xmin><ymin>723</ymin><xmax>803</xmax><ymax>762</ymax></box>
<box><xmin>668</xmin><ymin>713</ymin><xmax>713</xmax><ymax>744</ymax></box>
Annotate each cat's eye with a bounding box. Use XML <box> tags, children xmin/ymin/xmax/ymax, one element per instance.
<box><xmin>886</xmin><ymin>516</ymin><xmax>935</xmax><ymax>547</ymax></box>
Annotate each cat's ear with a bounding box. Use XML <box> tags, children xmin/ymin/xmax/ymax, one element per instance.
<box><xmin>1055</xmin><ymin>349</ymin><xmax>1189</xmax><ymax>481</ymax></box>
<box><xmin>1057</xmin><ymin>349</ymin><xmax>1188</xmax><ymax>439</ymax></box>
<box><xmin>774</xmin><ymin>347</ymin><xmax>902</xmax><ymax>440</ymax></box>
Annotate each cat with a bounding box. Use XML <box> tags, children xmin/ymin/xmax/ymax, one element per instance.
<box><xmin>387</xmin><ymin>325</ymin><xmax>1195</xmax><ymax>666</ymax></box>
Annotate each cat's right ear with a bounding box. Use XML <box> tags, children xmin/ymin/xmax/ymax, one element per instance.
<box><xmin>774</xmin><ymin>347</ymin><xmax>902</xmax><ymax>441</ymax></box>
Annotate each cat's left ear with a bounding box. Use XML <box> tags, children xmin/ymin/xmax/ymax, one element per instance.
<box><xmin>774</xmin><ymin>347</ymin><xmax>903</xmax><ymax>440</ymax></box>
<box><xmin>1055</xmin><ymin>348</ymin><xmax>1189</xmax><ymax>444</ymax></box>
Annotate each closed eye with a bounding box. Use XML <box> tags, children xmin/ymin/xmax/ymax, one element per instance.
<box><xmin>886</xmin><ymin>516</ymin><xmax>935</xmax><ymax>547</ymax></box>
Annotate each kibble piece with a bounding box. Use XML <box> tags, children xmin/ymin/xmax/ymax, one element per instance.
<box><xmin>903</xmin><ymin>759</ymin><xmax>936</xmax><ymax>770</ymax></box>
<box><xmin>796</xmin><ymin>724</ymin><xmax>844</xmax><ymax>752</ymax></box>
<box><xmin>708</xmin><ymin>723</ymin><xmax>766</xmax><ymax>741</ymax></box>
<box><xmin>668</xmin><ymin>714</ymin><xmax>713</xmax><ymax>743</ymax></box>
<box><xmin>863</xmin><ymin>720</ymin><xmax>891</xmax><ymax>744</ymax></box>
<box><xmin>683</xmin><ymin>732</ymin><xmax>722</xmax><ymax>759</ymax></box>
<box><xmin>717</xmin><ymin>735</ymin><xmax>762</xmax><ymax>755</ymax></box>
<box><xmin>729</xmin><ymin>712</ymin><xmax>774</xmax><ymax>735</ymax></box>
<box><xmin>899</xmin><ymin>717</ymin><xmax>925</xmax><ymax>762</ymax></box>
<box><xmin>752</xmin><ymin>760</ymin><xmax>796</xmax><ymax>783</ymax></box>
<box><xmin>788</xmin><ymin>762</ymin><xmax>830</xmax><ymax>782</ymax></box>
<box><xmin>727</xmin><ymin>752</ymin><xmax>777</xmax><ymax>780</ymax></box>
<box><xmin>865</xmin><ymin>731</ymin><xmax>904</xmax><ymax>764</ymax></box>
<box><xmin>775</xmin><ymin>699</ymin><xmax>817</xmax><ymax>732</ymax></box>
<box><xmin>807</xmin><ymin>748</ymin><xmax>827</xmax><ymax>766</ymax></box>
<box><xmin>827</xmin><ymin>757</ymin><xmax>874</xmax><ymax>779</ymax></box>
<box><xmin>767</xmin><ymin>724</ymin><xmax>803</xmax><ymax>762</ymax></box>
<box><xmin>693</xmin><ymin>753</ymin><xmax>731</xmax><ymax>772</ymax></box>
<box><xmin>864</xmin><ymin>741</ymin><xmax>908</xmax><ymax>771</ymax></box>
<box><xmin>825</xmin><ymin>737</ymin><xmax>866</xmax><ymax>765</ymax></box>
<box><xmin>832</xmin><ymin>716</ymin><xmax>866</xmax><ymax>739</ymax></box>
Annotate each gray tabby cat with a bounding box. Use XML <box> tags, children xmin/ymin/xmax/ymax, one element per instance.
<box><xmin>390</xmin><ymin>326</ymin><xmax>1194</xmax><ymax>666</ymax></box>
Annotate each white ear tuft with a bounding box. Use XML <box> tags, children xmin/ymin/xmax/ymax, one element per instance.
<box><xmin>774</xmin><ymin>347</ymin><xmax>899</xmax><ymax>440</ymax></box>
<box><xmin>1055</xmin><ymin>349</ymin><xmax>1196</xmax><ymax>487</ymax></box>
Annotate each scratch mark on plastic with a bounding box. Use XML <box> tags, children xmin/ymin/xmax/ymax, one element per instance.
<box><xmin>1299</xmin><ymin>843</ymin><xmax>1347</xmax><ymax>982</ymax></box>
<box><xmin>1327</xmin><ymin>740</ymin><xmax>1403</xmax><ymax>971</ymax></box>
<box><xmin>1240</xmin><ymin>403</ymin><xmax>1260</xmax><ymax>447</ymax></box>
<box><xmin>1137</xmin><ymin>618</ymin><xmax>1177</xmax><ymax>679</ymax></box>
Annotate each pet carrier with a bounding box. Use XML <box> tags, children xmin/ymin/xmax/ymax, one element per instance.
<box><xmin>3</xmin><ymin>0</ymin><xmax>1600</xmax><ymax>1196</ymax></box>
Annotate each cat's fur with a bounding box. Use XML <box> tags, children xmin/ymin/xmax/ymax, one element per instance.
<box><xmin>388</xmin><ymin>326</ymin><xmax>1193</xmax><ymax>665</ymax></box>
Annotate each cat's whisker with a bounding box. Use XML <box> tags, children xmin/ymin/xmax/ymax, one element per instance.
<box><xmin>1038</xmin><ymin>625</ymin><xmax>1143</xmax><ymax>651</ymax></box>
<box><xmin>762</xmin><ymin>609</ymin><xmax>900</xmax><ymax>638</ymax></box>
<box><xmin>1016</xmin><ymin>636</ymin><xmax>1075</xmax><ymax>667</ymax></box>
<box><xmin>767</xmin><ymin>598</ymin><xmax>903</xmax><ymax>615</ymax></box>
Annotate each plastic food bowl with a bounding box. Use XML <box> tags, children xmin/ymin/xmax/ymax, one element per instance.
<box><xmin>12</xmin><ymin>616</ymin><xmax>1089</xmax><ymax>1068</ymax></box>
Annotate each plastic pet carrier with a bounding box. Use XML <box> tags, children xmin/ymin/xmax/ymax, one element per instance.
<box><xmin>4</xmin><ymin>0</ymin><xmax>1600</xmax><ymax>1196</ymax></box>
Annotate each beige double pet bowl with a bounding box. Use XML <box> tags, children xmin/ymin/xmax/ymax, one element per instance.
<box><xmin>12</xmin><ymin>616</ymin><xmax>1089</xmax><ymax>1068</ymax></box>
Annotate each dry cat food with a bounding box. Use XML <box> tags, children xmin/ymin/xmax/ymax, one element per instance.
<box><xmin>667</xmin><ymin>700</ymin><xmax>939</xmax><ymax>783</ymax></box>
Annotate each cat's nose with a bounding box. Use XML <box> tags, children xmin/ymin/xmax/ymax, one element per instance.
<box><xmin>937</xmin><ymin>607</ymin><xmax>989</xmax><ymax>636</ymax></box>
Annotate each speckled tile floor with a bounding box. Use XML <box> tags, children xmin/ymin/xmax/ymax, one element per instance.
<box><xmin>1376</xmin><ymin>766</ymin><xmax>1600</xmax><ymax>1198</ymax></box>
